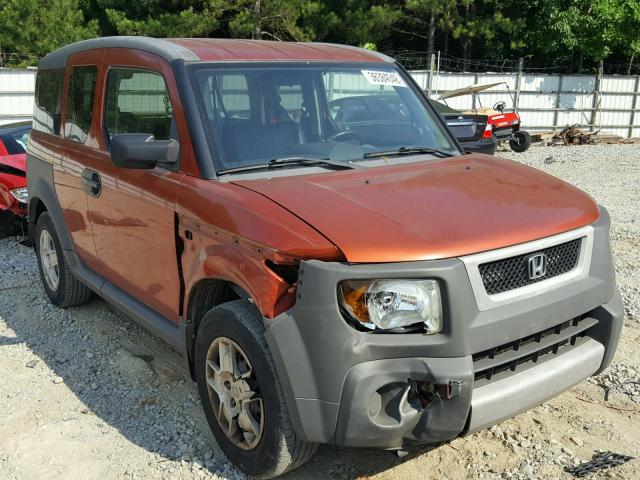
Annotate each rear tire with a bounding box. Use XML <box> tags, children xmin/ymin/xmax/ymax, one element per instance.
<box><xmin>509</xmin><ymin>130</ymin><xmax>532</xmax><ymax>153</ymax></box>
<box><xmin>35</xmin><ymin>212</ymin><xmax>92</xmax><ymax>308</ymax></box>
<box><xmin>194</xmin><ymin>300</ymin><xmax>317</xmax><ymax>478</ymax></box>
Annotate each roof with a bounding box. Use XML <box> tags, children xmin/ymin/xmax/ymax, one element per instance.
<box><xmin>38</xmin><ymin>36</ymin><xmax>392</xmax><ymax>70</ymax></box>
<box><xmin>437</xmin><ymin>82</ymin><xmax>506</xmax><ymax>100</ymax></box>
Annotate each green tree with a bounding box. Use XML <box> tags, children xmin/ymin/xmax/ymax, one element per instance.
<box><xmin>94</xmin><ymin>0</ymin><xmax>225</xmax><ymax>37</ymax></box>
<box><xmin>225</xmin><ymin>0</ymin><xmax>327</xmax><ymax>41</ymax></box>
<box><xmin>0</xmin><ymin>0</ymin><xmax>98</xmax><ymax>63</ymax></box>
<box><xmin>502</xmin><ymin>0</ymin><xmax>638</xmax><ymax>71</ymax></box>
<box><xmin>0</xmin><ymin>0</ymin><xmax>639</xmax><ymax>73</ymax></box>
<box><xmin>403</xmin><ymin>0</ymin><xmax>457</xmax><ymax>55</ymax></box>
<box><xmin>594</xmin><ymin>0</ymin><xmax>640</xmax><ymax>73</ymax></box>
<box><xmin>401</xmin><ymin>0</ymin><xmax>521</xmax><ymax>64</ymax></box>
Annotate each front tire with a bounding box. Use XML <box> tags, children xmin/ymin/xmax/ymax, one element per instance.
<box><xmin>194</xmin><ymin>300</ymin><xmax>317</xmax><ymax>478</ymax></box>
<box><xmin>35</xmin><ymin>212</ymin><xmax>92</xmax><ymax>307</ymax></box>
<box><xmin>509</xmin><ymin>130</ymin><xmax>532</xmax><ymax>153</ymax></box>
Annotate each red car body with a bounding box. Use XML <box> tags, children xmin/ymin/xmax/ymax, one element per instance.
<box><xmin>0</xmin><ymin>152</ymin><xmax>28</xmax><ymax>235</ymax></box>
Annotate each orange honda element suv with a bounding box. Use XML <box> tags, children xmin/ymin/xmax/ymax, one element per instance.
<box><xmin>28</xmin><ymin>37</ymin><xmax>622</xmax><ymax>478</ymax></box>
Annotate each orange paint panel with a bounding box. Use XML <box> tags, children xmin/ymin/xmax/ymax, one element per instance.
<box><xmin>232</xmin><ymin>155</ymin><xmax>600</xmax><ymax>263</ymax></box>
<box><xmin>176</xmin><ymin>177</ymin><xmax>343</xmax><ymax>318</ymax></box>
<box><xmin>29</xmin><ymin>129</ymin><xmax>98</xmax><ymax>266</ymax></box>
<box><xmin>29</xmin><ymin>39</ymin><xmax>603</xmax><ymax>325</ymax></box>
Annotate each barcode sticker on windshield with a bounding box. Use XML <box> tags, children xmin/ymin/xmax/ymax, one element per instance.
<box><xmin>361</xmin><ymin>70</ymin><xmax>407</xmax><ymax>88</ymax></box>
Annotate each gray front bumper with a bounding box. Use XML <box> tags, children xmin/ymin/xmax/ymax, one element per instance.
<box><xmin>468</xmin><ymin>338</ymin><xmax>603</xmax><ymax>434</ymax></box>
<box><xmin>264</xmin><ymin>210</ymin><xmax>622</xmax><ymax>449</ymax></box>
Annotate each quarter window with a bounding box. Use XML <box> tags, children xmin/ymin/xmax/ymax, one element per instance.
<box><xmin>105</xmin><ymin>69</ymin><xmax>174</xmax><ymax>141</ymax></box>
<box><xmin>34</xmin><ymin>69</ymin><xmax>64</xmax><ymax>135</ymax></box>
<box><xmin>64</xmin><ymin>66</ymin><xmax>97</xmax><ymax>143</ymax></box>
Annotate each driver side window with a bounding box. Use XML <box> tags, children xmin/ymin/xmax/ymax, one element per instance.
<box><xmin>105</xmin><ymin>69</ymin><xmax>175</xmax><ymax>142</ymax></box>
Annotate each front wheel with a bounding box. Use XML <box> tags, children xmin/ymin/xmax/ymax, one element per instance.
<box><xmin>509</xmin><ymin>130</ymin><xmax>532</xmax><ymax>153</ymax></box>
<box><xmin>194</xmin><ymin>300</ymin><xmax>317</xmax><ymax>478</ymax></box>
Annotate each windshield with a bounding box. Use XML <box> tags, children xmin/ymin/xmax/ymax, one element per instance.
<box><xmin>190</xmin><ymin>63</ymin><xmax>459</xmax><ymax>173</ymax></box>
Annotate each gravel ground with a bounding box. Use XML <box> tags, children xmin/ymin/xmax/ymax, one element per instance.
<box><xmin>0</xmin><ymin>143</ymin><xmax>639</xmax><ymax>480</ymax></box>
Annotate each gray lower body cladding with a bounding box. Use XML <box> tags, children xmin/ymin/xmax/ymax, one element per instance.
<box><xmin>265</xmin><ymin>209</ymin><xmax>622</xmax><ymax>449</ymax></box>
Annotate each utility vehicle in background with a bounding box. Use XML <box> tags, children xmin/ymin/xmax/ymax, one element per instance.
<box><xmin>436</xmin><ymin>82</ymin><xmax>532</xmax><ymax>152</ymax></box>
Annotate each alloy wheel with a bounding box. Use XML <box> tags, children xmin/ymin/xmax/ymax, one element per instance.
<box><xmin>39</xmin><ymin>229</ymin><xmax>59</xmax><ymax>291</ymax></box>
<box><xmin>205</xmin><ymin>336</ymin><xmax>264</xmax><ymax>450</ymax></box>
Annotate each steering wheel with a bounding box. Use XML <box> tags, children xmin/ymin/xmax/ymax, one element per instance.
<box><xmin>327</xmin><ymin>130</ymin><xmax>362</xmax><ymax>145</ymax></box>
<box><xmin>493</xmin><ymin>101</ymin><xmax>506</xmax><ymax>112</ymax></box>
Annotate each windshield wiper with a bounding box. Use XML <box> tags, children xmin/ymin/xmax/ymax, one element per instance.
<box><xmin>364</xmin><ymin>146</ymin><xmax>455</xmax><ymax>159</ymax></box>
<box><xmin>217</xmin><ymin>156</ymin><xmax>361</xmax><ymax>175</ymax></box>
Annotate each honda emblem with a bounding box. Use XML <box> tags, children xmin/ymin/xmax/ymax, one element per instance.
<box><xmin>528</xmin><ymin>253</ymin><xmax>547</xmax><ymax>280</ymax></box>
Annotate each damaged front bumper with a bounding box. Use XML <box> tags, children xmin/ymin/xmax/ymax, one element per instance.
<box><xmin>264</xmin><ymin>209</ymin><xmax>623</xmax><ymax>449</ymax></box>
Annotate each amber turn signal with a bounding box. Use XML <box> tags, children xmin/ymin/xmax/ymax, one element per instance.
<box><xmin>340</xmin><ymin>281</ymin><xmax>371</xmax><ymax>323</ymax></box>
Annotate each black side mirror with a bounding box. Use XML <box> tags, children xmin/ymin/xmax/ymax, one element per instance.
<box><xmin>110</xmin><ymin>134</ymin><xmax>179</xmax><ymax>170</ymax></box>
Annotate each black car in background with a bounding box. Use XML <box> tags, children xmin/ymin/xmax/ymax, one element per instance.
<box><xmin>0</xmin><ymin>121</ymin><xmax>32</xmax><ymax>156</ymax></box>
<box><xmin>427</xmin><ymin>99</ymin><xmax>496</xmax><ymax>155</ymax></box>
<box><xmin>328</xmin><ymin>95</ymin><xmax>496</xmax><ymax>156</ymax></box>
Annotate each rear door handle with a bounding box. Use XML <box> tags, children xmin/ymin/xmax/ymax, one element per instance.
<box><xmin>81</xmin><ymin>169</ymin><xmax>102</xmax><ymax>197</ymax></box>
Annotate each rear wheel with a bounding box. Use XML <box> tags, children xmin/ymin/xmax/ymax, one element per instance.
<box><xmin>509</xmin><ymin>130</ymin><xmax>532</xmax><ymax>153</ymax></box>
<box><xmin>194</xmin><ymin>300</ymin><xmax>317</xmax><ymax>478</ymax></box>
<box><xmin>35</xmin><ymin>212</ymin><xmax>92</xmax><ymax>307</ymax></box>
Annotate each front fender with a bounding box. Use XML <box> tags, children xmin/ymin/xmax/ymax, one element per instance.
<box><xmin>180</xmin><ymin>220</ymin><xmax>296</xmax><ymax>319</ymax></box>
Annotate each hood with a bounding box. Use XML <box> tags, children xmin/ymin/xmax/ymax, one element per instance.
<box><xmin>232</xmin><ymin>155</ymin><xmax>600</xmax><ymax>263</ymax></box>
<box><xmin>0</xmin><ymin>153</ymin><xmax>26</xmax><ymax>173</ymax></box>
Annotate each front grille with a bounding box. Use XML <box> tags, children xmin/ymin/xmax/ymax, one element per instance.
<box><xmin>473</xmin><ymin>316</ymin><xmax>597</xmax><ymax>386</ymax></box>
<box><xmin>479</xmin><ymin>238</ymin><xmax>582</xmax><ymax>295</ymax></box>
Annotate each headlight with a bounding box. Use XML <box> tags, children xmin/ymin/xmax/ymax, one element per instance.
<box><xmin>10</xmin><ymin>187</ymin><xmax>28</xmax><ymax>203</ymax></box>
<box><xmin>339</xmin><ymin>279</ymin><xmax>442</xmax><ymax>333</ymax></box>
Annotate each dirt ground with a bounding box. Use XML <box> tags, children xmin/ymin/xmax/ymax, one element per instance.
<box><xmin>0</xmin><ymin>143</ymin><xmax>638</xmax><ymax>480</ymax></box>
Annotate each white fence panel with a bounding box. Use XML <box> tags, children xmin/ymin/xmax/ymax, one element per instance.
<box><xmin>476</xmin><ymin>74</ymin><xmax>516</xmax><ymax>89</ymax></box>
<box><xmin>600</xmin><ymin>93</ymin><xmax>634</xmax><ymax>110</ymax></box>
<box><xmin>1</xmin><ymin>67</ymin><xmax>638</xmax><ymax>138</ymax></box>
<box><xmin>521</xmin><ymin>75</ymin><xmax>559</xmax><ymax>93</ymax></box>
<box><xmin>601</xmin><ymin>77</ymin><xmax>636</xmax><ymax>92</ymax></box>
<box><xmin>0</xmin><ymin>68</ymin><xmax>37</xmax><ymax>125</ymax></box>
<box><xmin>519</xmin><ymin>92</ymin><xmax>556</xmax><ymax>109</ymax></box>
<box><xmin>416</xmin><ymin>70</ymin><xmax>640</xmax><ymax>138</ymax></box>
<box><xmin>519</xmin><ymin>111</ymin><xmax>555</xmax><ymax>130</ymax></box>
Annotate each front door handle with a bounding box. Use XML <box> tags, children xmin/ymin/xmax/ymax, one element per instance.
<box><xmin>81</xmin><ymin>169</ymin><xmax>102</xmax><ymax>197</ymax></box>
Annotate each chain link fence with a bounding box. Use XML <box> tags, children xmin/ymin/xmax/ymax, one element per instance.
<box><xmin>0</xmin><ymin>52</ymin><xmax>41</xmax><ymax>68</ymax></box>
<box><xmin>384</xmin><ymin>50</ymin><xmax>640</xmax><ymax>76</ymax></box>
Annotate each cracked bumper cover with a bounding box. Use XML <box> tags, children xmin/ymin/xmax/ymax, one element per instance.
<box><xmin>264</xmin><ymin>210</ymin><xmax>623</xmax><ymax>449</ymax></box>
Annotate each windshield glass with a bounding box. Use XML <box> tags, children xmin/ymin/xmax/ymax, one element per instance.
<box><xmin>191</xmin><ymin>63</ymin><xmax>459</xmax><ymax>172</ymax></box>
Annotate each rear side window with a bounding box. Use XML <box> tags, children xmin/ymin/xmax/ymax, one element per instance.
<box><xmin>64</xmin><ymin>66</ymin><xmax>97</xmax><ymax>144</ymax></box>
<box><xmin>219</xmin><ymin>75</ymin><xmax>251</xmax><ymax>119</ymax></box>
<box><xmin>34</xmin><ymin>69</ymin><xmax>64</xmax><ymax>135</ymax></box>
<box><xmin>105</xmin><ymin>69</ymin><xmax>174</xmax><ymax>141</ymax></box>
